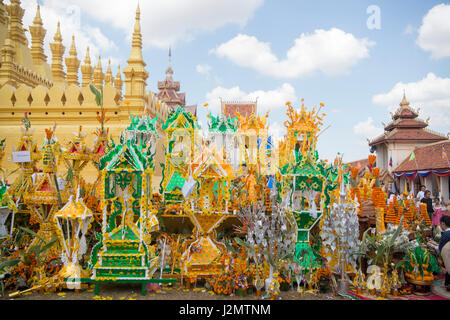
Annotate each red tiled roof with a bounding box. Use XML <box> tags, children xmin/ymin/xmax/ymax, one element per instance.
<box><xmin>346</xmin><ymin>158</ymin><xmax>371</xmax><ymax>169</ymax></box>
<box><xmin>223</xmin><ymin>103</ymin><xmax>256</xmax><ymax>118</ymax></box>
<box><xmin>185</xmin><ymin>105</ymin><xmax>197</xmax><ymax>117</ymax></box>
<box><xmin>393</xmin><ymin>107</ymin><xmax>417</xmax><ymax>120</ymax></box>
<box><xmin>394</xmin><ymin>140</ymin><xmax>450</xmax><ymax>173</ymax></box>
<box><xmin>370</xmin><ymin>128</ymin><xmax>447</xmax><ymax>146</ymax></box>
<box><xmin>384</xmin><ymin>118</ymin><xmax>428</xmax><ymax>131</ymax></box>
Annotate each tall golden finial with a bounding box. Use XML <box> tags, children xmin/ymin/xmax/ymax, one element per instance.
<box><xmin>29</xmin><ymin>3</ymin><xmax>47</xmax><ymax>66</ymax></box>
<box><xmin>50</xmin><ymin>21</ymin><xmax>66</xmax><ymax>84</ymax></box>
<box><xmin>123</xmin><ymin>2</ymin><xmax>148</xmax><ymax>109</ymax></box>
<box><xmin>400</xmin><ymin>90</ymin><xmax>410</xmax><ymax>107</ymax></box>
<box><xmin>92</xmin><ymin>55</ymin><xmax>104</xmax><ymax>89</ymax></box>
<box><xmin>114</xmin><ymin>64</ymin><xmax>123</xmax><ymax>94</ymax></box>
<box><xmin>81</xmin><ymin>46</ymin><xmax>93</xmax><ymax>87</ymax></box>
<box><xmin>104</xmin><ymin>59</ymin><xmax>113</xmax><ymax>85</ymax></box>
<box><xmin>33</xmin><ymin>3</ymin><xmax>42</xmax><ymax>25</ymax></box>
<box><xmin>65</xmin><ymin>35</ymin><xmax>80</xmax><ymax>86</ymax></box>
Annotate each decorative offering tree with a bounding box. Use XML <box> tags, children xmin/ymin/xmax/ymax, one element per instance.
<box><xmin>89</xmin><ymin>120</ymin><xmax>159</xmax><ymax>294</ymax></box>
<box><xmin>10</xmin><ymin>113</ymin><xmax>42</xmax><ymax>204</ymax></box>
<box><xmin>278</xmin><ymin>101</ymin><xmax>337</xmax><ymax>271</ymax></box>
<box><xmin>62</xmin><ymin>126</ymin><xmax>91</xmax><ymax>194</ymax></box>
<box><xmin>23</xmin><ymin>127</ymin><xmax>67</xmax><ymax>260</ymax></box>
<box><xmin>206</xmin><ymin>113</ymin><xmax>239</xmax><ymax>170</ymax></box>
<box><xmin>321</xmin><ymin>158</ymin><xmax>360</xmax><ymax>292</ymax></box>
<box><xmin>160</xmin><ymin>107</ymin><xmax>196</xmax><ymax>205</ymax></box>
<box><xmin>181</xmin><ymin>148</ymin><xmax>234</xmax><ymax>281</ymax></box>
<box><xmin>54</xmin><ymin>192</ymin><xmax>93</xmax><ymax>289</ymax></box>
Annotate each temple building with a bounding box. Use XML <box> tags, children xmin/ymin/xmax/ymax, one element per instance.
<box><xmin>156</xmin><ymin>49</ymin><xmax>197</xmax><ymax>116</ymax></box>
<box><xmin>369</xmin><ymin>94</ymin><xmax>448</xmax><ymax>172</ymax></box>
<box><xmin>221</xmin><ymin>100</ymin><xmax>257</xmax><ymax>119</ymax></box>
<box><xmin>394</xmin><ymin>141</ymin><xmax>450</xmax><ymax>201</ymax></box>
<box><xmin>367</xmin><ymin>94</ymin><xmax>449</xmax><ymax>198</ymax></box>
<box><xmin>0</xmin><ymin>1</ymin><xmax>174</xmax><ymax>189</ymax></box>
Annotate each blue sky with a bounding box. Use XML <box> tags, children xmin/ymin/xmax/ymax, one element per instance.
<box><xmin>20</xmin><ymin>0</ymin><xmax>450</xmax><ymax>163</ymax></box>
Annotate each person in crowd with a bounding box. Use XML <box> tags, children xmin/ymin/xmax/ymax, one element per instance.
<box><xmin>421</xmin><ymin>190</ymin><xmax>434</xmax><ymax>221</ymax></box>
<box><xmin>432</xmin><ymin>198</ymin><xmax>443</xmax><ymax>230</ymax></box>
<box><xmin>416</xmin><ymin>185</ymin><xmax>426</xmax><ymax>201</ymax></box>
<box><xmin>428</xmin><ymin>215</ymin><xmax>450</xmax><ymax>292</ymax></box>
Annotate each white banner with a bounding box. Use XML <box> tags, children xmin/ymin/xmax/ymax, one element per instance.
<box><xmin>12</xmin><ymin>151</ymin><xmax>31</xmax><ymax>163</ymax></box>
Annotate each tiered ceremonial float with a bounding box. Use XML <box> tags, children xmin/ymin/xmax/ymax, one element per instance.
<box><xmin>278</xmin><ymin>102</ymin><xmax>338</xmax><ymax>270</ymax></box>
<box><xmin>89</xmin><ymin>114</ymin><xmax>163</xmax><ymax>295</ymax></box>
<box><xmin>181</xmin><ymin>148</ymin><xmax>234</xmax><ymax>283</ymax></box>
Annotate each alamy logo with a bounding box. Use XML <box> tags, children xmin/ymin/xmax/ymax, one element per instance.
<box><xmin>367</xmin><ymin>5</ymin><xmax>381</xmax><ymax>30</ymax></box>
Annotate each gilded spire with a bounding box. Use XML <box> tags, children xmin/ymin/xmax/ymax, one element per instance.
<box><xmin>1</xmin><ymin>22</ymin><xmax>15</xmax><ymax>64</ymax></box>
<box><xmin>7</xmin><ymin>0</ymin><xmax>27</xmax><ymax>45</ymax></box>
<box><xmin>123</xmin><ymin>3</ymin><xmax>149</xmax><ymax>110</ymax></box>
<box><xmin>114</xmin><ymin>64</ymin><xmax>123</xmax><ymax>94</ymax></box>
<box><xmin>92</xmin><ymin>55</ymin><xmax>104</xmax><ymax>89</ymax></box>
<box><xmin>0</xmin><ymin>0</ymin><xmax>7</xmax><ymax>25</ymax></box>
<box><xmin>50</xmin><ymin>21</ymin><xmax>66</xmax><ymax>84</ymax></box>
<box><xmin>81</xmin><ymin>46</ymin><xmax>93</xmax><ymax>87</ymax></box>
<box><xmin>128</xmin><ymin>3</ymin><xmax>144</xmax><ymax>64</ymax></box>
<box><xmin>33</xmin><ymin>3</ymin><xmax>42</xmax><ymax>25</ymax></box>
<box><xmin>166</xmin><ymin>47</ymin><xmax>173</xmax><ymax>80</ymax></box>
<box><xmin>29</xmin><ymin>3</ymin><xmax>47</xmax><ymax>66</ymax></box>
<box><xmin>104</xmin><ymin>59</ymin><xmax>113</xmax><ymax>85</ymax></box>
<box><xmin>65</xmin><ymin>35</ymin><xmax>80</xmax><ymax>86</ymax></box>
<box><xmin>400</xmin><ymin>91</ymin><xmax>410</xmax><ymax>107</ymax></box>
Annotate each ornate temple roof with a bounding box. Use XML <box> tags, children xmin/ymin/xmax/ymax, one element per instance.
<box><xmin>221</xmin><ymin>101</ymin><xmax>257</xmax><ymax>119</ymax></box>
<box><xmin>156</xmin><ymin>50</ymin><xmax>197</xmax><ymax>116</ymax></box>
<box><xmin>370</xmin><ymin>94</ymin><xmax>447</xmax><ymax>147</ymax></box>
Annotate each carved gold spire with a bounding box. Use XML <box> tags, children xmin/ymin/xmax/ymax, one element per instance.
<box><xmin>7</xmin><ymin>0</ymin><xmax>27</xmax><ymax>46</ymax></box>
<box><xmin>0</xmin><ymin>23</ymin><xmax>16</xmax><ymax>82</ymax></box>
<box><xmin>123</xmin><ymin>4</ymin><xmax>149</xmax><ymax>111</ymax></box>
<box><xmin>29</xmin><ymin>4</ymin><xmax>47</xmax><ymax>66</ymax></box>
<box><xmin>50</xmin><ymin>21</ymin><xmax>66</xmax><ymax>84</ymax></box>
<box><xmin>0</xmin><ymin>0</ymin><xmax>8</xmax><ymax>26</ymax></box>
<box><xmin>400</xmin><ymin>91</ymin><xmax>410</xmax><ymax>107</ymax></box>
<box><xmin>92</xmin><ymin>55</ymin><xmax>104</xmax><ymax>89</ymax></box>
<box><xmin>114</xmin><ymin>64</ymin><xmax>123</xmax><ymax>94</ymax></box>
<box><xmin>81</xmin><ymin>47</ymin><xmax>93</xmax><ymax>87</ymax></box>
<box><xmin>104</xmin><ymin>59</ymin><xmax>113</xmax><ymax>85</ymax></box>
<box><xmin>65</xmin><ymin>35</ymin><xmax>80</xmax><ymax>86</ymax></box>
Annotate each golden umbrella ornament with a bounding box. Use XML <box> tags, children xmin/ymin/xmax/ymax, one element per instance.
<box><xmin>54</xmin><ymin>191</ymin><xmax>93</xmax><ymax>289</ymax></box>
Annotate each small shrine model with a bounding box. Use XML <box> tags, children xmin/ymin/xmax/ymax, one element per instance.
<box><xmin>278</xmin><ymin>102</ymin><xmax>337</xmax><ymax>270</ymax></box>
<box><xmin>90</xmin><ymin>116</ymin><xmax>159</xmax><ymax>290</ymax></box>
<box><xmin>54</xmin><ymin>192</ymin><xmax>94</xmax><ymax>289</ymax></box>
<box><xmin>23</xmin><ymin>127</ymin><xmax>68</xmax><ymax>259</ymax></box>
<box><xmin>181</xmin><ymin>148</ymin><xmax>234</xmax><ymax>281</ymax></box>
<box><xmin>160</xmin><ymin>106</ymin><xmax>196</xmax><ymax>204</ymax></box>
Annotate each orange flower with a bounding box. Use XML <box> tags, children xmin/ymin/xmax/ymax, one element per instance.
<box><xmin>373</xmin><ymin>167</ymin><xmax>380</xmax><ymax>178</ymax></box>
<box><xmin>368</xmin><ymin>155</ymin><xmax>376</xmax><ymax>167</ymax></box>
<box><xmin>350</xmin><ymin>166</ymin><xmax>359</xmax><ymax>179</ymax></box>
<box><xmin>320</xmin><ymin>103</ymin><xmax>325</xmax><ymax>107</ymax></box>
<box><xmin>124</xmin><ymin>100</ymin><xmax>131</xmax><ymax>106</ymax></box>
<box><xmin>204</xmin><ymin>103</ymin><xmax>209</xmax><ymax>107</ymax></box>
<box><xmin>285</xmin><ymin>101</ymin><xmax>291</xmax><ymax>106</ymax></box>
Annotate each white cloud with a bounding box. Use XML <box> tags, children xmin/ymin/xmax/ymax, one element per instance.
<box><xmin>205</xmin><ymin>83</ymin><xmax>298</xmax><ymax>115</ymax></box>
<box><xmin>353</xmin><ymin>117</ymin><xmax>383</xmax><ymax>145</ymax></box>
<box><xmin>25</xmin><ymin>0</ymin><xmax>263</xmax><ymax>49</ymax></box>
<box><xmin>212</xmin><ymin>29</ymin><xmax>374</xmax><ymax>78</ymax></box>
<box><xmin>417</xmin><ymin>4</ymin><xmax>450</xmax><ymax>59</ymax></box>
<box><xmin>372</xmin><ymin>72</ymin><xmax>450</xmax><ymax>128</ymax></box>
<box><xmin>404</xmin><ymin>24</ymin><xmax>416</xmax><ymax>35</ymax></box>
<box><xmin>196</xmin><ymin>64</ymin><xmax>212</xmax><ymax>77</ymax></box>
